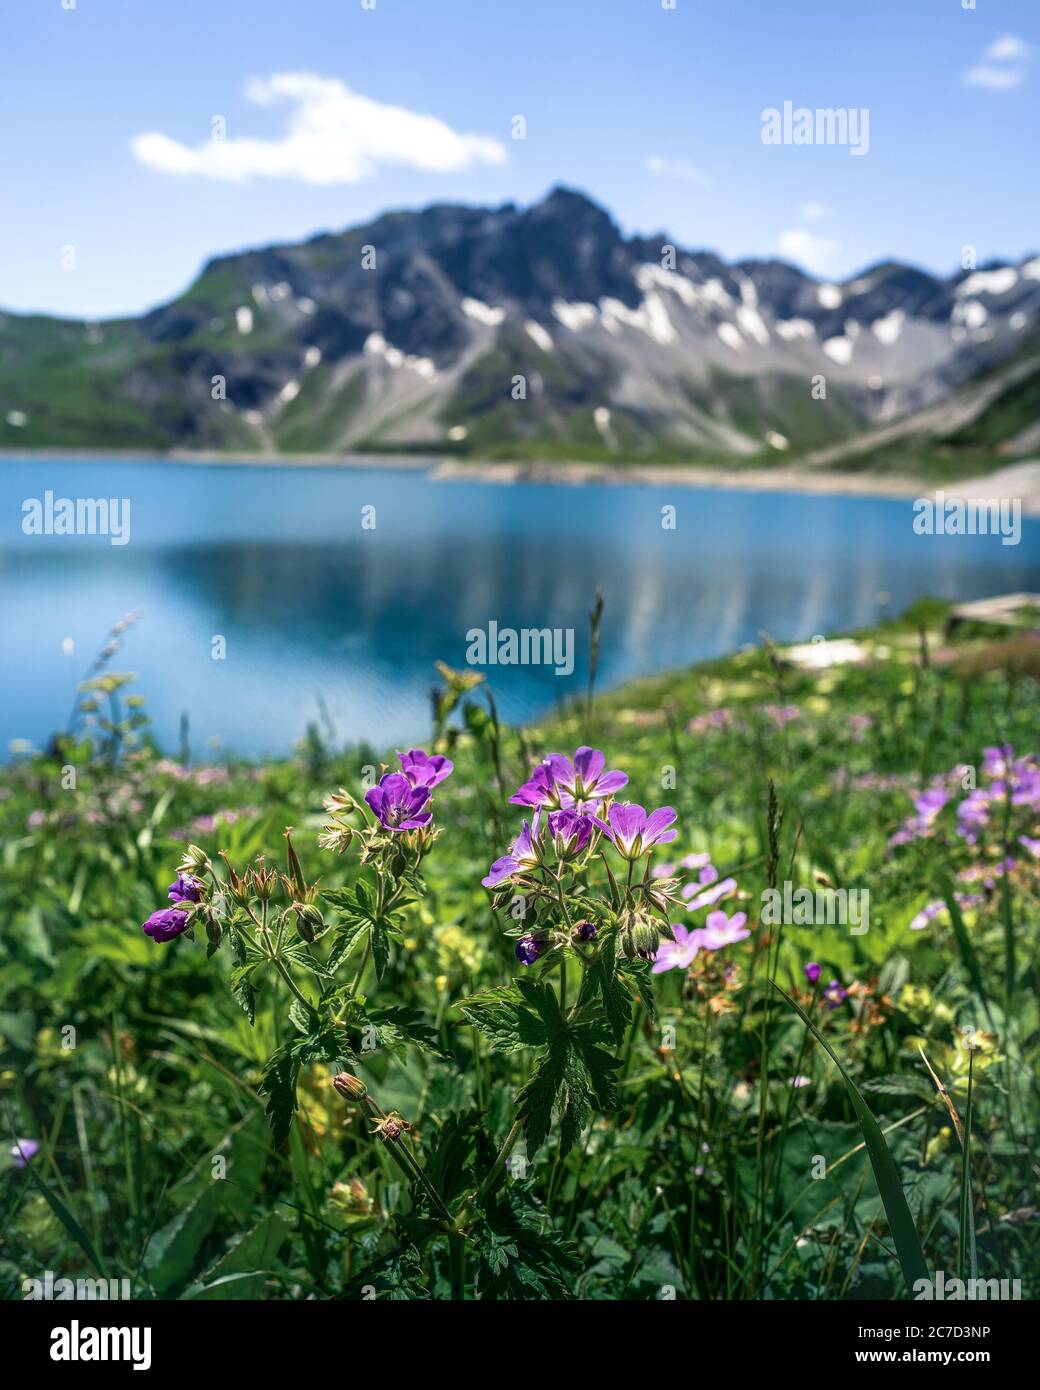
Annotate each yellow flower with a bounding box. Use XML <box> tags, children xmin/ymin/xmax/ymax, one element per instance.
<box><xmin>434</xmin><ymin>924</ymin><xmax>485</xmax><ymax>975</ymax></box>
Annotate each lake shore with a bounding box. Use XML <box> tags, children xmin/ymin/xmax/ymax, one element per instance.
<box><xmin>3</xmin><ymin>447</ymin><xmax>1038</xmax><ymax>513</ymax></box>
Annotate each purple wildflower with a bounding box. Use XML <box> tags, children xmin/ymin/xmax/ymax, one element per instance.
<box><xmin>822</xmin><ymin>979</ymin><xmax>848</xmax><ymax>1010</ymax></box>
<box><xmin>397</xmin><ymin>748</ymin><xmax>454</xmax><ymax>789</ymax></box>
<box><xmin>574</xmin><ymin>920</ymin><xmax>597</xmax><ymax>942</ymax></box>
<box><xmin>482</xmin><ymin>812</ymin><xmax>542</xmax><ymax>888</ymax></box>
<box><xmin>364</xmin><ymin>772</ymin><xmax>432</xmax><ymax>832</ymax></box>
<box><xmin>515</xmin><ymin>935</ymin><xmax>547</xmax><ymax>966</ymax></box>
<box><xmin>509</xmin><ymin>761</ymin><xmax>569</xmax><ymax>810</ymax></box>
<box><xmin>142</xmin><ymin>907</ymin><xmax>191</xmax><ymax>943</ymax></box>
<box><xmin>910</xmin><ymin>892</ymin><xmax>985</xmax><ymax>931</ymax></box>
<box><xmin>914</xmin><ymin>786</ymin><xmax>949</xmax><ymax>822</ymax></box>
<box><xmin>982</xmin><ymin>744</ymin><xmax>1013</xmax><ymax>779</ymax></box>
<box><xmin>804</xmin><ymin>961</ymin><xmax>822</xmax><ymax>984</ymax></box>
<box><xmin>681</xmin><ymin>851</ymin><xmax>712</xmax><ymax>871</ymax></box>
<box><xmin>168</xmin><ymin>874</ymin><xmax>201</xmax><ymax>903</ymax></box>
<box><xmin>687</xmin><ymin>709</ymin><xmax>734</xmax><ymax>734</ymax></box>
<box><xmin>760</xmin><ymin>704</ymin><xmax>801</xmax><ymax>729</ymax></box>
<box><xmin>698</xmin><ymin>909</ymin><xmax>750</xmax><ymax>950</ymax></box>
<box><xmin>11</xmin><ymin>1138</ymin><xmax>39</xmax><ymax>1168</ymax></box>
<box><xmin>594</xmin><ymin>802</ymin><xmax>677</xmax><ymax>860</ymax></box>
<box><xmin>652</xmin><ymin>910</ymin><xmax>750</xmax><ymax>973</ymax></box>
<box><xmin>956</xmin><ymin>791</ymin><xmax>991</xmax><ymax>843</ymax></box>
<box><xmin>1010</xmin><ymin>761</ymin><xmax>1040</xmax><ymax>809</ymax></box>
<box><xmin>652</xmin><ymin>922</ymin><xmax>702</xmax><ymax>974</ymax></box>
<box><xmin>546</xmin><ymin>746</ymin><xmax>628</xmax><ymax>803</ymax></box>
<box><xmin>683</xmin><ymin>875</ymin><xmax>737</xmax><ymax>912</ymax></box>
<box><xmin>546</xmin><ymin>808</ymin><xmax>596</xmax><ymax>859</ymax></box>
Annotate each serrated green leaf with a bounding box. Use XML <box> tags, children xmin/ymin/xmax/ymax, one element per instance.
<box><xmin>591</xmin><ymin>929</ymin><xmax>631</xmax><ymax>1046</ymax></box>
<box><xmin>516</xmin><ymin>1039</ymin><xmax>568</xmax><ymax>1154</ymax></box>
<box><xmin>258</xmin><ymin>1044</ymin><xmax>300</xmax><ymax>1146</ymax></box>
<box><xmin>457</xmin><ymin>985</ymin><xmax>548</xmax><ymax>1053</ymax></box>
<box><xmin>366</xmin><ymin>1004</ymin><xmax>443</xmax><ymax>1055</ymax></box>
<box><xmin>325</xmin><ymin>914</ymin><xmax>371</xmax><ymax>973</ymax></box>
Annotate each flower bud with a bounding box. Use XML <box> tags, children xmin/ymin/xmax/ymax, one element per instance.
<box><xmin>294</xmin><ymin>902</ymin><xmax>324</xmax><ymax>943</ymax></box>
<box><xmin>318</xmin><ymin>824</ymin><xmax>353</xmax><ymax>854</ymax></box>
<box><xmin>573</xmin><ymin>920</ymin><xmax>597</xmax><ymax>943</ymax></box>
<box><xmin>644</xmin><ymin>876</ymin><xmax>683</xmax><ymax>912</ymax></box>
<box><xmin>515</xmin><ymin>934</ymin><xmax>548</xmax><ymax>966</ymax></box>
<box><xmin>249</xmin><ymin>859</ymin><xmax>277</xmax><ymax>900</ymax></box>
<box><xmin>219</xmin><ymin>852</ymin><xmax>249</xmax><ymax>905</ymax></box>
<box><xmin>178</xmin><ymin>843</ymin><xmax>212</xmax><ymax>877</ymax></box>
<box><xmin>332</xmin><ymin>1072</ymin><xmax>368</xmax><ymax>1101</ymax></box>
<box><xmin>621</xmin><ymin>907</ymin><xmax>660</xmax><ymax>961</ymax></box>
<box><xmin>284</xmin><ymin>828</ymin><xmax>306</xmax><ymax>899</ymax></box>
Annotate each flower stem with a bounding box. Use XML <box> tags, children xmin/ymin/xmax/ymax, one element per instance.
<box><xmin>273</xmin><ymin>957</ymin><xmax>313</xmax><ymax>1012</ymax></box>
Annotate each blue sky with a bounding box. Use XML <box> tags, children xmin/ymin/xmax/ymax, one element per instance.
<box><xmin>1</xmin><ymin>0</ymin><xmax>1037</xmax><ymax>318</ymax></box>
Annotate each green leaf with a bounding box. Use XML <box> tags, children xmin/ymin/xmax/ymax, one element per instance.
<box><xmin>282</xmin><ymin>941</ymin><xmax>333</xmax><ymax>978</ymax></box>
<box><xmin>20</xmin><ymin>1151</ymin><xmax>107</xmax><ymax>1278</ymax></box>
<box><xmin>589</xmin><ymin>929</ymin><xmax>631</xmax><ymax>1046</ymax></box>
<box><xmin>958</xmin><ymin>1049</ymin><xmax>978</xmax><ymax>1285</ymax></box>
<box><xmin>619</xmin><ymin>955</ymin><xmax>656</xmax><ymax>1021</ymax></box>
<box><xmin>366</xmin><ymin>1004</ymin><xmax>443</xmax><ymax>1055</ymax></box>
<box><xmin>185</xmin><ymin>1212</ymin><xmax>289</xmax><ymax>1300</ymax></box>
<box><xmin>476</xmin><ymin>1186</ymin><xmax>581</xmax><ymax>1299</ymax></box>
<box><xmin>515</xmin><ymin>978</ymin><xmax>566</xmax><ymax>1037</ymax></box>
<box><xmin>771</xmin><ymin>981</ymin><xmax>929</xmax><ymax>1295</ymax></box>
<box><xmin>560</xmin><ymin>1046</ymin><xmax>593</xmax><ymax>1155</ymax></box>
<box><xmin>288</xmin><ymin>995</ymin><xmax>318</xmax><ymax>1033</ymax></box>
<box><xmin>458</xmin><ymin>985</ymin><xmax>549</xmax><ymax>1053</ymax></box>
<box><xmin>370</xmin><ymin>916</ymin><xmax>394</xmax><ymax>980</ymax></box>
<box><xmin>325</xmin><ymin>914</ymin><xmax>371</xmax><ymax>973</ymax></box>
<box><xmin>258</xmin><ymin>1043</ymin><xmax>300</xmax><ymax>1146</ymax></box>
<box><xmin>515</xmin><ymin>1039</ymin><xmax>568</xmax><ymax>1154</ymax></box>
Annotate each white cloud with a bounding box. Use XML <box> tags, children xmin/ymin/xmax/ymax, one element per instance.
<box><xmin>798</xmin><ymin>202</ymin><xmax>828</xmax><ymax>223</ymax></box>
<box><xmin>962</xmin><ymin>64</ymin><xmax>1025</xmax><ymax>89</ymax></box>
<box><xmin>645</xmin><ymin>154</ymin><xmax>711</xmax><ymax>187</ymax></box>
<box><xmin>777</xmin><ymin>229</ymin><xmax>841</xmax><ymax>277</ymax></box>
<box><xmin>962</xmin><ymin>34</ymin><xmax>1032</xmax><ymax>89</ymax></box>
<box><xmin>131</xmin><ymin>73</ymin><xmax>508</xmax><ymax>184</ymax></box>
<box><xmin>983</xmin><ymin>35</ymin><xmax>1032</xmax><ymax>62</ymax></box>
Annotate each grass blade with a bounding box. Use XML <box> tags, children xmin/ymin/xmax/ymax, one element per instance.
<box><xmin>771</xmin><ymin>982</ymin><xmax>929</xmax><ymax>1294</ymax></box>
<box><xmin>939</xmin><ymin>875</ymin><xmax>994</xmax><ymax>1029</ymax></box>
<box><xmin>958</xmin><ymin>1047</ymin><xmax>978</xmax><ymax>1284</ymax></box>
<box><xmin>19</xmin><ymin>1147</ymin><xmax>108</xmax><ymax>1278</ymax></box>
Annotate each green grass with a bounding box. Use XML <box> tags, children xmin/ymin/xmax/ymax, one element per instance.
<box><xmin>1</xmin><ymin>601</ymin><xmax>1037</xmax><ymax>1300</ymax></box>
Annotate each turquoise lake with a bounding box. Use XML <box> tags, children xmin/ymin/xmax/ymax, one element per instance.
<box><xmin>1</xmin><ymin>457</ymin><xmax>1037</xmax><ymax>758</ymax></box>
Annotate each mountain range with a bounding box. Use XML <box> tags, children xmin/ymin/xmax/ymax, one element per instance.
<box><xmin>2</xmin><ymin>186</ymin><xmax>1038</xmax><ymax>472</ymax></box>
